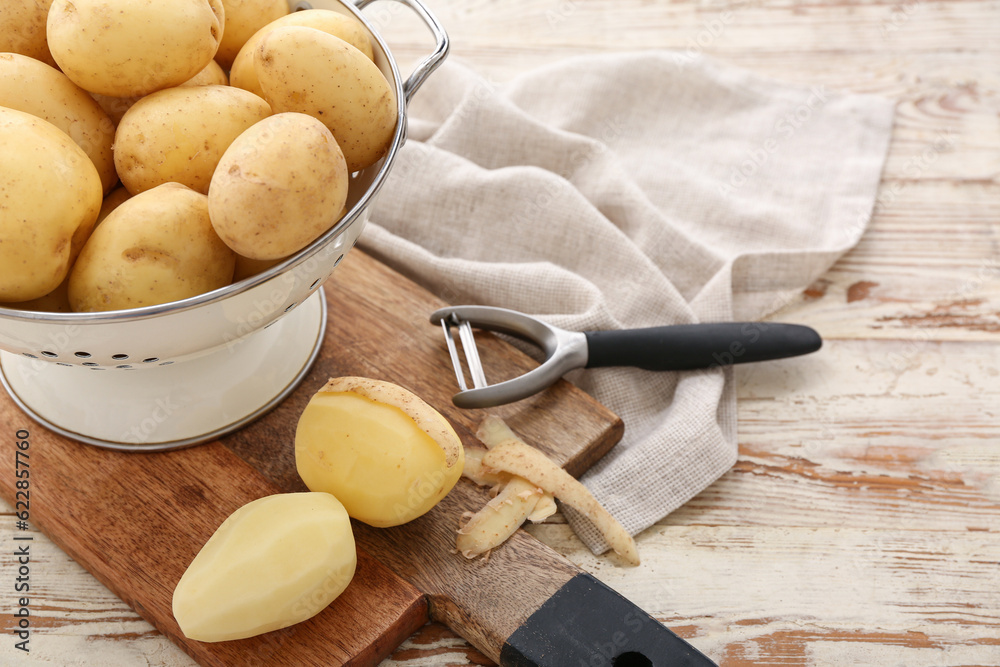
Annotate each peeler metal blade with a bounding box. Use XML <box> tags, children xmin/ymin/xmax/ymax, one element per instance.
<box><xmin>431</xmin><ymin>306</ymin><xmax>588</xmax><ymax>409</ymax></box>
<box><xmin>432</xmin><ymin>305</ymin><xmax>822</xmax><ymax>409</ymax></box>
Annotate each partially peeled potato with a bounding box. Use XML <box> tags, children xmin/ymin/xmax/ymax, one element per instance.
<box><xmin>295</xmin><ymin>377</ymin><xmax>464</xmax><ymax>527</ymax></box>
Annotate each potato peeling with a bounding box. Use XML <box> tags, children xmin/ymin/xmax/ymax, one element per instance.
<box><xmin>458</xmin><ymin>416</ymin><xmax>639</xmax><ymax>566</ymax></box>
<box><xmin>456</xmin><ymin>476</ymin><xmax>543</xmax><ymax>559</ymax></box>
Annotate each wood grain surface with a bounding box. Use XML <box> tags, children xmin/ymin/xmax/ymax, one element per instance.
<box><xmin>0</xmin><ymin>249</ymin><xmax>627</xmax><ymax>666</ymax></box>
<box><xmin>2</xmin><ymin>0</ymin><xmax>999</xmax><ymax>664</ymax></box>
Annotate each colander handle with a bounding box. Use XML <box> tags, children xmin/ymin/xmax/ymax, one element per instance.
<box><xmin>354</xmin><ymin>0</ymin><xmax>450</xmax><ymax>104</ymax></box>
<box><xmin>584</xmin><ymin>322</ymin><xmax>822</xmax><ymax>371</ymax></box>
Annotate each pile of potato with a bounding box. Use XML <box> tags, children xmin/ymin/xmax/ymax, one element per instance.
<box><xmin>0</xmin><ymin>0</ymin><xmax>396</xmax><ymax>313</ymax></box>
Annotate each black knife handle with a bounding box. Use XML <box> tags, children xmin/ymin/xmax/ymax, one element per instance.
<box><xmin>500</xmin><ymin>573</ymin><xmax>717</xmax><ymax>667</ymax></box>
<box><xmin>584</xmin><ymin>322</ymin><xmax>821</xmax><ymax>372</ymax></box>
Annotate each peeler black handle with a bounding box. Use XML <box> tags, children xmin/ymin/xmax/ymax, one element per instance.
<box><xmin>584</xmin><ymin>322</ymin><xmax>822</xmax><ymax>371</ymax></box>
<box><xmin>500</xmin><ymin>573</ymin><xmax>718</xmax><ymax>666</ymax></box>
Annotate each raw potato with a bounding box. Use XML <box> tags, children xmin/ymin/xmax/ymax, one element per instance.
<box><xmin>230</xmin><ymin>9</ymin><xmax>375</xmax><ymax>98</ymax></box>
<box><xmin>256</xmin><ymin>26</ymin><xmax>397</xmax><ymax>172</ymax></box>
<box><xmin>90</xmin><ymin>59</ymin><xmax>231</xmax><ymax>126</ymax></box>
<box><xmin>114</xmin><ymin>85</ymin><xmax>272</xmax><ymax>195</ymax></box>
<box><xmin>0</xmin><ymin>0</ymin><xmax>57</xmax><ymax>68</ymax></box>
<box><xmin>182</xmin><ymin>58</ymin><xmax>230</xmax><ymax>87</ymax></box>
<box><xmin>209</xmin><ymin>113</ymin><xmax>349</xmax><ymax>260</ymax></box>
<box><xmin>68</xmin><ymin>183</ymin><xmax>236</xmax><ymax>312</ymax></box>
<box><xmin>214</xmin><ymin>0</ymin><xmax>289</xmax><ymax>70</ymax></box>
<box><xmin>295</xmin><ymin>377</ymin><xmax>464</xmax><ymax>528</ymax></box>
<box><xmin>0</xmin><ymin>278</ymin><xmax>72</xmax><ymax>313</ymax></box>
<box><xmin>0</xmin><ymin>107</ymin><xmax>102</xmax><ymax>302</ymax></box>
<box><xmin>478</xmin><ymin>417</ymin><xmax>640</xmax><ymax>566</ymax></box>
<box><xmin>0</xmin><ymin>53</ymin><xmax>118</xmax><ymax>194</ymax></box>
<box><xmin>233</xmin><ymin>255</ymin><xmax>284</xmax><ymax>282</ymax></box>
<box><xmin>46</xmin><ymin>0</ymin><xmax>225</xmax><ymax>98</ymax></box>
<box><xmin>96</xmin><ymin>186</ymin><xmax>132</xmax><ymax>226</ymax></box>
<box><xmin>173</xmin><ymin>492</ymin><xmax>357</xmax><ymax>642</ymax></box>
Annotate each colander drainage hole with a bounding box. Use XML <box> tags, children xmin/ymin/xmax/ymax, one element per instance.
<box><xmin>333</xmin><ymin>254</ymin><xmax>344</xmax><ymax>267</ymax></box>
<box><xmin>142</xmin><ymin>357</ymin><xmax>159</xmax><ymax>364</ymax></box>
<box><xmin>111</xmin><ymin>353</ymin><xmax>129</xmax><ymax>360</ymax></box>
<box><xmin>74</xmin><ymin>351</ymin><xmax>91</xmax><ymax>359</ymax></box>
<box><xmin>82</xmin><ymin>362</ymin><xmax>98</xmax><ymax>367</ymax></box>
<box><xmin>40</xmin><ymin>350</ymin><xmax>57</xmax><ymax>358</ymax></box>
<box><xmin>21</xmin><ymin>353</ymin><xmax>37</xmax><ymax>359</ymax></box>
<box><xmin>284</xmin><ymin>302</ymin><xmax>297</xmax><ymax>312</ymax></box>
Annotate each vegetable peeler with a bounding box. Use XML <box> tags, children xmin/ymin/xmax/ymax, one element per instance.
<box><xmin>431</xmin><ymin>305</ymin><xmax>822</xmax><ymax>409</ymax></box>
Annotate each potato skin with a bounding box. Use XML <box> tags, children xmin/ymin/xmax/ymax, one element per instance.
<box><xmin>90</xmin><ymin>59</ymin><xmax>231</xmax><ymax>126</ymax></box>
<box><xmin>0</xmin><ymin>108</ymin><xmax>102</xmax><ymax>303</ymax></box>
<box><xmin>46</xmin><ymin>0</ymin><xmax>225</xmax><ymax>97</ymax></box>
<box><xmin>255</xmin><ymin>26</ymin><xmax>397</xmax><ymax>173</ymax></box>
<box><xmin>0</xmin><ymin>53</ymin><xmax>118</xmax><ymax>194</ymax></box>
<box><xmin>214</xmin><ymin>0</ymin><xmax>288</xmax><ymax>70</ymax></box>
<box><xmin>114</xmin><ymin>85</ymin><xmax>271</xmax><ymax>195</ymax></box>
<box><xmin>0</xmin><ymin>0</ymin><xmax>57</xmax><ymax>68</ymax></box>
<box><xmin>230</xmin><ymin>9</ymin><xmax>375</xmax><ymax>99</ymax></box>
<box><xmin>68</xmin><ymin>183</ymin><xmax>236</xmax><ymax>312</ymax></box>
<box><xmin>295</xmin><ymin>378</ymin><xmax>464</xmax><ymax>528</ymax></box>
<box><xmin>208</xmin><ymin>113</ymin><xmax>349</xmax><ymax>260</ymax></box>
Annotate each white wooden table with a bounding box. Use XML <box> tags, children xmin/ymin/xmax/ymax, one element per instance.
<box><xmin>2</xmin><ymin>0</ymin><xmax>998</xmax><ymax>664</ymax></box>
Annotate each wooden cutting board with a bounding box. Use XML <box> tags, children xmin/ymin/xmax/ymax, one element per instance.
<box><xmin>0</xmin><ymin>250</ymin><xmax>627</xmax><ymax>666</ymax></box>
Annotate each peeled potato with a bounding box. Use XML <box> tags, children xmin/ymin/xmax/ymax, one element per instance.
<box><xmin>295</xmin><ymin>377</ymin><xmax>464</xmax><ymax>528</ymax></box>
<box><xmin>173</xmin><ymin>492</ymin><xmax>357</xmax><ymax>643</ymax></box>
<box><xmin>230</xmin><ymin>9</ymin><xmax>375</xmax><ymax>98</ymax></box>
<box><xmin>255</xmin><ymin>26</ymin><xmax>397</xmax><ymax>172</ymax></box>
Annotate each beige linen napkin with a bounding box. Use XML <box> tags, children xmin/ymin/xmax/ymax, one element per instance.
<box><xmin>361</xmin><ymin>52</ymin><xmax>895</xmax><ymax>554</ymax></box>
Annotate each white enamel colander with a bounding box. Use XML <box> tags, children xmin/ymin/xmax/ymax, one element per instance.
<box><xmin>0</xmin><ymin>0</ymin><xmax>449</xmax><ymax>451</ymax></box>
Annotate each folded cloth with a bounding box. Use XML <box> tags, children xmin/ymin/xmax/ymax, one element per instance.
<box><xmin>361</xmin><ymin>52</ymin><xmax>895</xmax><ymax>554</ymax></box>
